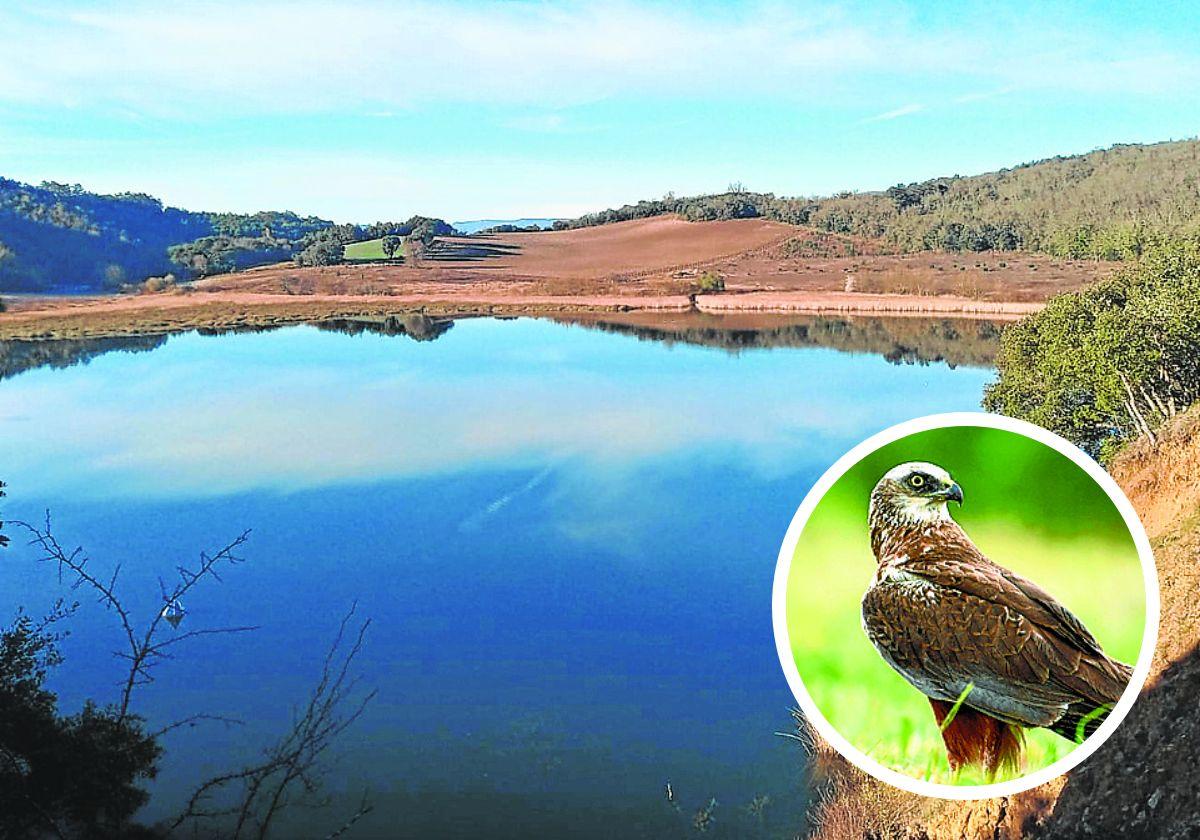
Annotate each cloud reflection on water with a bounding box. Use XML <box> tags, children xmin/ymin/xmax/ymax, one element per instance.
<box><xmin>0</xmin><ymin>318</ymin><xmax>992</xmax><ymax>503</ymax></box>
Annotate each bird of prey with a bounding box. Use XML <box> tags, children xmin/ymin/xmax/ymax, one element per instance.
<box><xmin>860</xmin><ymin>461</ymin><xmax>1133</xmax><ymax>776</ymax></box>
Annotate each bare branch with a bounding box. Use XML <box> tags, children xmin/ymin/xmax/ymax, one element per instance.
<box><xmin>168</xmin><ymin>603</ymin><xmax>375</xmax><ymax>840</ymax></box>
<box><xmin>323</xmin><ymin>792</ymin><xmax>374</xmax><ymax>839</ymax></box>
<box><xmin>13</xmin><ymin>519</ymin><xmax>251</xmax><ymax>722</ymax></box>
<box><xmin>150</xmin><ymin>714</ymin><xmax>246</xmax><ymax>739</ymax></box>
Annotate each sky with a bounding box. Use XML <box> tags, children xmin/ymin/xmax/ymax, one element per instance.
<box><xmin>1</xmin><ymin>0</ymin><xmax>1199</xmax><ymax>222</ymax></box>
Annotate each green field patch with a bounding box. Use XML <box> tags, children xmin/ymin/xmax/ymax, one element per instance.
<box><xmin>344</xmin><ymin>237</ymin><xmax>404</xmax><ymax>262</ymax></box>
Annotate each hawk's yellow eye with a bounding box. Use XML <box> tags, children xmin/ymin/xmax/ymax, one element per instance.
<box><xmin>909</xmin><ymin>474</ymin><xmax>925</xmax><ymax>488</ymax></box>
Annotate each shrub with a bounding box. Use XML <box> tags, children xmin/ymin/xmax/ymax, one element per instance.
<box><xmin>696</xmin><ymin>271</ymin><xmax>725</xmax><ymax>292</ymax></box>
<box><xmin>984</xmin><ymin>243</ymin><xmax>1200</xmax><ymax>457</ymax></box>
<box><xmin>1</xmin><ymin>611</ymin><xmax>162</xmax><ymax>836</ymax></box>
<box><xmin>140</xmin><ymin>273</ymin><xmax>177</xmax><ymax>293</ymax></box>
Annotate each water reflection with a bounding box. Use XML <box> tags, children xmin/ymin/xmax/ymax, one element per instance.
<box><xmin>0</xmin><ymin>311</ymin><xmax>1001</xmax><ymax>383</ymax></box>
<box><xmin>0</xmin><ymin>333</ymin><xmax>168</xmax><ymax>380</ymax></box>
<box><xmin>0</xmin><ymin>317</ymin><xmax>993</xmax><ymax>838</ymax></box>
<box><xmin>556</xmin><ymin>312</ymin><xmax>1004</xmax><ymax>368</ymax></box>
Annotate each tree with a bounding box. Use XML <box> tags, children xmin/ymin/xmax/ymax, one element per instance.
<box><xmin>0</xmin><ymin>480</ymin><xmax>161</xmax><ymax>837</ymax></box>
<box><xmin>1</xmin><ymin>610</ymin><xmax>162</xmax><ymax>838</ymax></box>
<box><xmin>295</xmin><ymin>238</ymin><xmax>344</xmax><ymax>267</ymax></box>
<box><xmin>380</xmin><ymin>235</ymin><xmax>403</xmax><ymax>259</ymax></box>
<box><xmin>403</xmin><ymin>216</ymin><xmax>457</xmax><ymax>247</ymax></box>
<box><xmin>169</xmin><ymin>236</ymin><xmax>293</xmax><ymax>278</ymax></box>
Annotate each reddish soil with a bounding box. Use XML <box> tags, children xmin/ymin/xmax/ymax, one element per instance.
<box><xmin>192</xmin><ymin>217</ymin><xmax>1105</xmax><ymax>302</ymax></box>
<box><xmin>695</xmin><ymin>291</ymin><xmax>1041</xmax><ymax>317</ymax></box>
<box><xmin>428</xmin><ymin>216</ymin><xmax>797</xmax><ymax>279</ymax></box>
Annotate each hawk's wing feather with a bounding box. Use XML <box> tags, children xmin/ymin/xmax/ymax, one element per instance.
<box><xmin>901</xmin><ymin>531</ymin><xmax>1105</xmax><ymax>656</ymax></box>
<box><xmin>862</xmin><ymin>582</ymin><xmax>1079</xmax><ymax>728</ymax></box>
<box><xmin>899</xmin><ymin>540</ymin><xmax>1132</xmax><ymax>705</ymax></box>
<box><xmin>998</xmin><ymin>567</ymin><xmax>1105</xmax><ymax>655</ymax></box>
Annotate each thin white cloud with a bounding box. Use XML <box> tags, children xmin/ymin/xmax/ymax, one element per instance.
<box><xmin>0</xmin><ymin>328</ymin><xmax>877</xmax><ymax>500</ymax></box>
<box><xmin>0</xmin><ymin>2</ymin><xmax>884</xmax><ymax>115</ymax></box>
<box><xmin>862</xmin><ymin>103</ymin><xmax>925</xmax><ymax>123</ymax></box>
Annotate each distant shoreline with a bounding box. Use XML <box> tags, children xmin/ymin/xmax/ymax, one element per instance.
<box><xmin>0</xmin><ymin>289</ymin><xmax>1038</xmax><ymax>341</ymax></box>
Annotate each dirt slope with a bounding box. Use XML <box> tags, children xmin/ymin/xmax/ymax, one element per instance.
<box><xmin>188</xmin><ymin>216</ymin><xmax>1100</xmax><ymax>300</ymax></box>
<box><xmin>1034</xmin><ymin>419</ymin><xmax>1200</xmax><ymax>838</ymax></box>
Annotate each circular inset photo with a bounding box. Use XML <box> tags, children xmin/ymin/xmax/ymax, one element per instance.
<box><xmin>773</xmin><ymin>413</ymin><xmax>1158</xmax><ymax>799</ymax></box>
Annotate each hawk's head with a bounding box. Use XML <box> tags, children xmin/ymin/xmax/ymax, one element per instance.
<box><xmin>869</xmin><ymin>461</ymin><xmax>963</xmax><ymax>528</ymax></box>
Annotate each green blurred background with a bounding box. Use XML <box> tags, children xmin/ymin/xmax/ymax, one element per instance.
<box><xmin>786</xmin><ymin>426</ymin><xmax>1146</xmax><ymax>785</ymax></box>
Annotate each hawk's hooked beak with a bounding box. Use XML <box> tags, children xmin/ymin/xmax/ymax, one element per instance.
<box><xmin>939</xmin><ymin>482</ymin><xmax>964</xmax><ymax>506</ymax></box>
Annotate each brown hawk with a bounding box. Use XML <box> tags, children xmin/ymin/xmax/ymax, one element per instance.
<box><xmin>860</xmin><ymin>461</ymin><xmax>1133</xmax><ymax>776</ymax></box>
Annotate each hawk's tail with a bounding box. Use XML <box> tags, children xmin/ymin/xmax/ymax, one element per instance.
<box><xmin>930</xmin><ymin>699</ymin><xmax>1024</xmax><ymax>777</ymax></box>
<box><xmin>1050</xmin><ymin>656</ymin><xmax>1133</xmax><ymax>743</ymax></box>
<box><xmin>1050</xmin><ymin>701</ymin><xmax>1117</xmax><ymax>744</ymax></box>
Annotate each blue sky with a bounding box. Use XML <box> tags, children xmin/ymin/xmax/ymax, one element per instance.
<box><xmin>1</xmin><ymin>1</ymin><xmax>1198</xmax><ymax>221</ymax></box>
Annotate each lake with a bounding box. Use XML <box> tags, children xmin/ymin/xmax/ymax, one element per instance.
<box><xmin>0</xmin><ymin>314</ymin><xmax>997</xmax><ymax>838</ymax></box>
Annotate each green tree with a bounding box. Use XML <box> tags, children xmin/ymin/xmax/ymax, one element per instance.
<box><xmin>295</xmin><ymin>237</ymin><xmax>345</xmax><ymax>267</ymax></box>
<box><xmin>380</xmin><ymin>235</ymin><xmax>403</xmax><ymax>259</ymax></box>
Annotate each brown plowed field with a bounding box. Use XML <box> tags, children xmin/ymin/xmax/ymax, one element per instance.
<box><xmin>429</xmin><ymin>216</ymin><xmax>797</xmax><ymax>278</ymax></box>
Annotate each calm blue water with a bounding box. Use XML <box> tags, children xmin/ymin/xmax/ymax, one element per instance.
<box><xmin>0</xmin><ymin>317</ymin><xmax>993</xmax><ymax>838</ymax></box>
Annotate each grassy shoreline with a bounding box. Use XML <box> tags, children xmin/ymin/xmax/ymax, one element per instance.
<box><xmin>0</xmin><ymin>290</ymin><xmax>1037</xmax><ymax>341</ymax></box>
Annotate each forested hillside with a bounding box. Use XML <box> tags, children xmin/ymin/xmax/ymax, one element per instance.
<box><xmin>0</xmin><ymin>180</ymin><xmax>342</xmax><ymax>291</ymax></box>
<box><xmin>0</xmin><ymin>180</ymin><xmax>213</xmax><ymax>291</ymax></box>
<box><xmin>560</xmin><ymin>139</ymin><xmax>1200</xmax><ymax>259</ymax></box>
<box><xmin>0</xmin><ymin>179</ymin><xmax>457</xmax><ymax>292</ymax></box>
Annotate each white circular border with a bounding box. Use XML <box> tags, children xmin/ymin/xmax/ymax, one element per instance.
<box><xmin>771</xmin><ymin>411</ymin><xmax>1160</xmax><ymax>800</ymax></box>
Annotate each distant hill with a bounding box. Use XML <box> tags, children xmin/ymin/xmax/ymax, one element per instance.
<box><xmin>452</xmin><ymin>218</ymin><xmax>559</xmax><ymax>234</ymax></box>
<box><xmin>0</xmin><ymin>178</ymin><xmax>457</xmax><ymax>292</ymax></box>
<box><xmin>559</xmin><ymin>139</ymin><xmax>1200</xmax><ymax>259</ymax></box>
